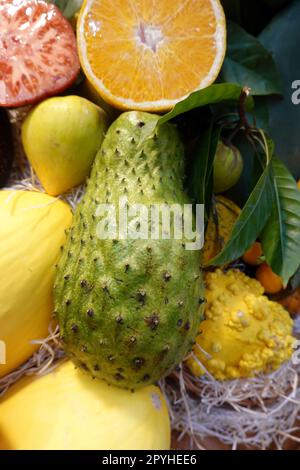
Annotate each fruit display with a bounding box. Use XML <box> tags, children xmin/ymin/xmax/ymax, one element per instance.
<box><xmin>0</xmin><ymin>190</ymin><xmax>72</xmax><ymax>377</ymax></box>
<box><xmin>0</xmin><ymin>0</ymin><xmax>300</xmax><ymax>454</ymax></box>
<box><xmin>54</xmin><ymin>111</ymin><xmax>203</xmax><ymax>389</ymax></box>
<box><xmin>22</xmin><ymin>96</ymin><xmax>108</xmax><ymax>195</ymax></box>
<box><xmin>188</xmin><ymin>270</ymin><xmax>294</xmax><ymax>380</ymax></box>
<box><xmin>0</xmin><ymin>361</ymin><xmax>170</xmax><ymax>450</ymax></box>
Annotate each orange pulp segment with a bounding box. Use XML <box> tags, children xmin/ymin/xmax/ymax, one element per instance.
<box><xmin>77</xmin><ymin>0</ymin><xmax>226</xmax><ymax>111</ymax></box>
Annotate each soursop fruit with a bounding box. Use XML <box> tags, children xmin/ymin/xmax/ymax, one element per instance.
<box><xmin>54</xmin><ymin>111</ymin><xmax>204</xmax><ymax>389</ymax></box>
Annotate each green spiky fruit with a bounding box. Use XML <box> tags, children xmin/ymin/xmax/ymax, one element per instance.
<box><xmin>54</xmin><ymin>111</ymin><xmax>203</xmax><ymax>389</ymax></box>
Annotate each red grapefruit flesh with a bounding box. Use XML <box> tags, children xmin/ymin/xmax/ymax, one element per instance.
<box><xmin>0</xmin><ymin>0</ymin><xmax>80</xmax><ymax>107</ymax></box>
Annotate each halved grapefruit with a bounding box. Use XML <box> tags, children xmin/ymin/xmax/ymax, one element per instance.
<box><xmin>77</xmin><ymin>0</ymin><xmax>226</xmax><ymax>112</ymax></box>
<box><xmin>0</xmin><ymin>0</ymin><xmax>80</xmax><ymax>107</ymax></box>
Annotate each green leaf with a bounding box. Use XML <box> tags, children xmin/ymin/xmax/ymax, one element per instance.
<box><xmin>221</xmin><ymin>22</ymin><xmax>282</xmax><ymax>96</ymax></box>
<box><xmin>50</xmin><ymin>0</ymin><xmax>82</xmax><ymax>18</ymax></box>
<box><xmin>253</xmin><ymin>97</ymin><xmax>270</xmax><ymax>130</ymax></box>
<box><xmin>220</xmin><ymin>0</ymin><xmax>242</xmax><ymax>23</ymax></box>
<box><xmin>261</xmin><ymin>157</ymin><xmax>300</xmax><ymax>285</ymax></box>
<box><xmin>158</xmin><ymin>83</ymin><xmax>254</xmax><ymax>126</ymax></box>
<box><xmin>187</xmin><ymin>123</ymin><xmax>221</xmax><ymax>221</ymax></box>
<box><xmin>259</xmin><ymin>0</ymin><xmax>300</xmax><ymax>179</ymax></box>
<box><xmin>208</xmin><ymin>163</ymin><xmax>274</xmax><ymax>266</ymax></box>
<box><xmin>140</xmin><ymin>83</ymin><xmax>253</xmax><ymax>143</ymax></box>
<box><xmin>290</xmin><ymin>265</ymin><xmax>300</xmax><ymax>291</ymax></box>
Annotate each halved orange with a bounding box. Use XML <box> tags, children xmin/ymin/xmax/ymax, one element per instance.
<box><xmin>77</xmin><ymin>0</ymin><xmax>226</xmax><ymax>111</ymax></box>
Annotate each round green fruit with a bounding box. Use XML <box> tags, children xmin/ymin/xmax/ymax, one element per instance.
<box><xmin>22</xmin><ymin>95</ymin><xmax>108</xmax><ymax>196</ymax></box>
<box><xmin>213</xmin><ymin>141</ymin><xmax>243</xmax><ymax>194</ymax></box>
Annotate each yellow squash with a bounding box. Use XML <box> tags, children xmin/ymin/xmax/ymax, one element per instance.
<box><xmin>188</xmin><ymin>269</ymin><xmax>295</xmax><ymax>380</ymax></box>
<box><xmin>0</xmin><ymin>190</ymin><xmax>72</xmax><ymax>377</ymax></box>
<box><xmin>203</xmin><ymin>196</ymin><xmax>241</xmax><ymax>265</ymax></box>
<box><xmin>0</xmin><ymin>361</ymin><xmax>171</xmax><ymax>450</ymax></box>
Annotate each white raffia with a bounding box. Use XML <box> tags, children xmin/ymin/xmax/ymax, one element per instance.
<box><xmin>161</xmin><ymin>334</ymin><xmax>300</xmax><ymax>450</ymax></box>
<box><xmin>0</xmin><ymin>321</ymin><xmax>66</xmax><ymax>398</ymax></box>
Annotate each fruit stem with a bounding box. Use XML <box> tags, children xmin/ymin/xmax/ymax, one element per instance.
<box><xmin>238</xmin><ymin>87</ymin><xmax>252</xmax><ymax>131</ymax></box>
<box><xmin>226</xmin><ymin>87</ymin><xmax>252</xmax><ymax>145</ymax></box>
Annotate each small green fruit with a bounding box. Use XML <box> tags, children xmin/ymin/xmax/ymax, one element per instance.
<box><xmin>22</xmin><ymin>95</ymin><xmax>108</xmax><ymax>196</ymax></box>
<box><xmin>213</xmin><ymin>141</ymin><xmax>243</xmax><ymax>194</ymax></box>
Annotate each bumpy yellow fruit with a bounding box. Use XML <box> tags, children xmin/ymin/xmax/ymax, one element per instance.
<box><xmin>203</xmin><ymin>196</ymin><xmax>241</xmax><ymax>264</ymax></box>
<box><xmin>0</xmin><ymin>361</ymin><xmax>170</xmax><ymax>450</ymax></box>
<box><xmin>188</xmin><ymin>269</ymin><xmax>295</xmax><ymax>380</ymax></box>
<box><xmin>0</xmin><ymin>191</ymin><xmax>72</xmax><ymax>377</ymax></box>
